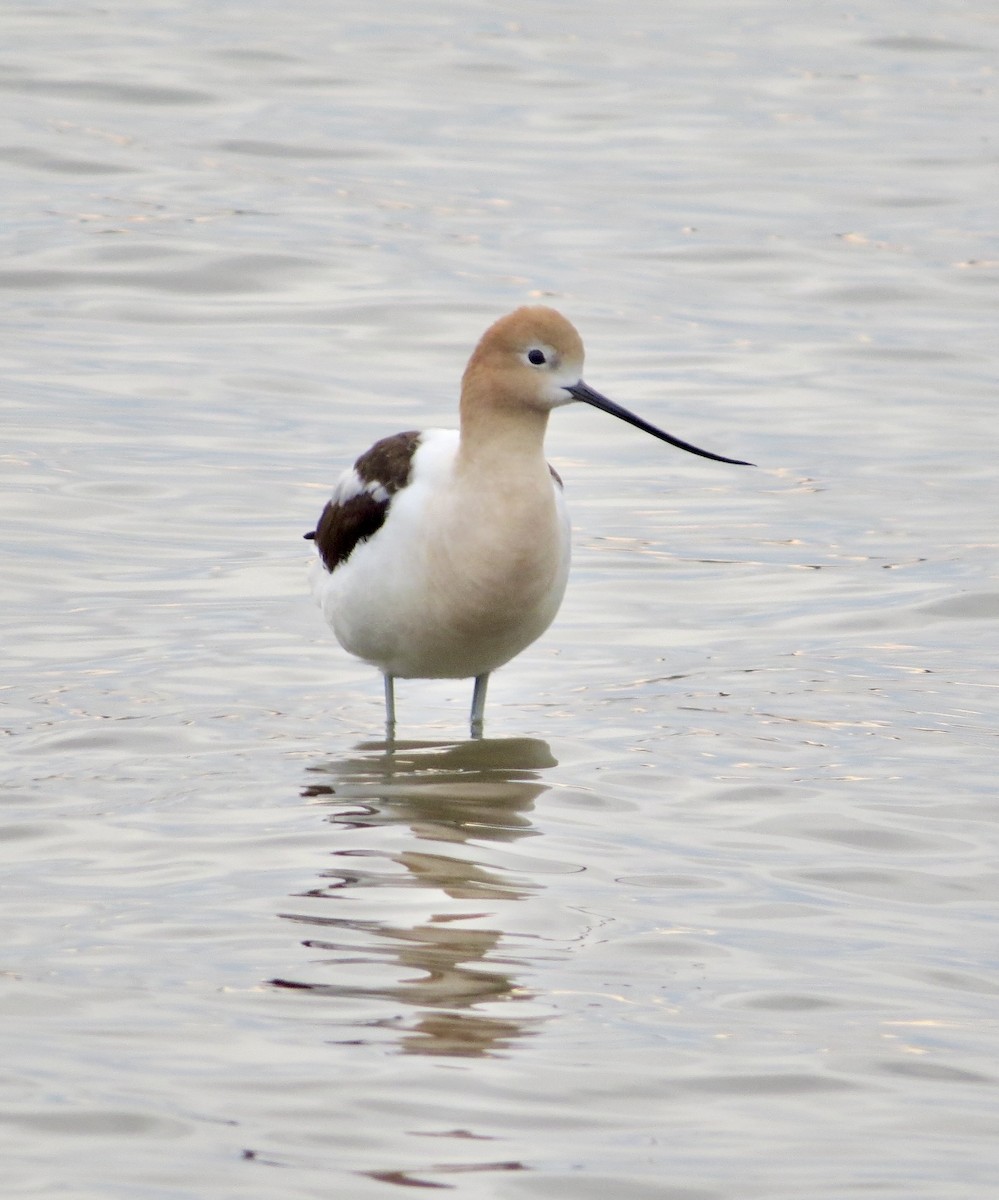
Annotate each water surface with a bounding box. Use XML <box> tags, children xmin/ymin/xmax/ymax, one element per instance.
<box><xmin>3</xmin><ymin>2</ymin><xmax>998</xmax><ymax>1197</ymax></box>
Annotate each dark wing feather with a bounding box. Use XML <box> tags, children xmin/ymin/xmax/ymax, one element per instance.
<box><xmin>306</xmin><ymin>430</ymin><xmax>422</xmax><ymax>573</ymax></box>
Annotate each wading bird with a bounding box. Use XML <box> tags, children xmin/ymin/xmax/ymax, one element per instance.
<box><xmin>306</xmin><ymin>307</ymin><xmax>751</xmax><ymax>737</ymax></box>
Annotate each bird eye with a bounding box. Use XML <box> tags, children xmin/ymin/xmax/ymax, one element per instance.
<box><xmin>527</xmin><ymin>348</ymin><xmax>546</xmax><ymax>366</ymax></box>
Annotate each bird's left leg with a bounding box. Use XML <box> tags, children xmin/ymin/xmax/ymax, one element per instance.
<box><xmin>469</xmin><ymin>673</ymin><xmax>489</xmax><ymax>739</ymax></box>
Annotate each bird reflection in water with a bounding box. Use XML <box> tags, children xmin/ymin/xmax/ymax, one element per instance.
<box><xmin>274</xmin><ymin>737</ymin><xmax>560</xmax><ymax>1058</ymax></box>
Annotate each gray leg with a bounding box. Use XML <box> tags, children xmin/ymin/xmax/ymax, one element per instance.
<box><xmin>469</xmin><ymin>673</ymin><xmax>489</xmax><ymax>739</ymax></box>
<box><xmin>383</xmin><ymin>674</ymin><xmax>396</xmax><ymax>739</ymax></box>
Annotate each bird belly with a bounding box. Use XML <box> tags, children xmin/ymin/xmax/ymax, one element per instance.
<box><xmin>312</xmin><ymin>451</ymin><xmax>570</xmax><ymax>680</ymax></box>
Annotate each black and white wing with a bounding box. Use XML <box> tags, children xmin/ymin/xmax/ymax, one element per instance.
<box><xmin>305</xmin><ymin>430</ymin><xmax>422</xmax><ymax>573</ymax></box>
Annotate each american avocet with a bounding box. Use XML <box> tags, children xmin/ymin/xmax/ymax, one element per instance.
<box><xmin>306</xmin><ymin>306</ymin><xmax>751</xmax><ymax>737</ymax></box>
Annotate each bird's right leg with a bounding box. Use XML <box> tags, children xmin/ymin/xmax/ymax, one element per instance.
<box><xmin>383</xmin><ymin>674</ymin><xmax>397</xmax><ymax>741</ymax></box>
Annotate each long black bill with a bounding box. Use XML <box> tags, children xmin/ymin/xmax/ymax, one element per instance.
<box><xmin>566</xmin><ymin>381</ymin><xmax>753</xmax><ymax>467</ymax></box>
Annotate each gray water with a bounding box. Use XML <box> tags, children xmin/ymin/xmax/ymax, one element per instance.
<box><xmin>3</xmin><ymin>2</ymin><xmax>998</xmax><ymax>1197</ymax></box>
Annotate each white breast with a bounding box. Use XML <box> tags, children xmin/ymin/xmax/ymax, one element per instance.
<box><xmin>311</xmin><ymin>428</ymin><xmax>570</xmax><ymax>679</ymax></box>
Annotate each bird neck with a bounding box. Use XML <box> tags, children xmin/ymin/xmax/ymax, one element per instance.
<box><xmin>455</xmin><ymin>401</ymin><xmax>551</xmax><ymax>479</ymax></box>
